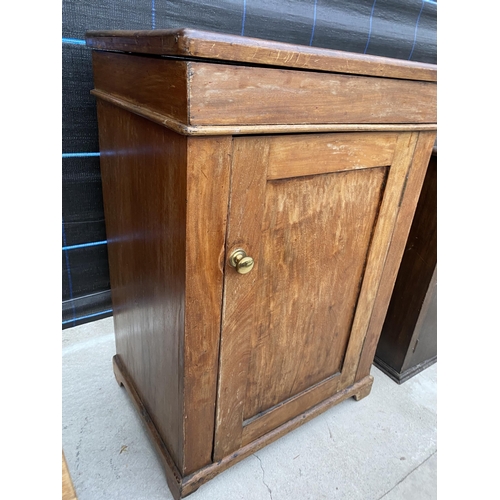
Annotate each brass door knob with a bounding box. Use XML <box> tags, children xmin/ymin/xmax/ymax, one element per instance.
<box><xmin>229</xmin><ymin>248</ymin><xmax>255</xmax><ymax>275</ymax></box>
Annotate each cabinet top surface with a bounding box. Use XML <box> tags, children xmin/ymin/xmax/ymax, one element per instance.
<box><xmin>85</xmin><ymin>28</ymin><xmax>436</xmax><ymax>82</ymax></box>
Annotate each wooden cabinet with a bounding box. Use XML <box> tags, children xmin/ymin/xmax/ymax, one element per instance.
<box><xmin>374</xmin><ymin>149</ymin><xmax>437</xmax><ymax>383</ymax></box>
<box><xmin>86</xmin><ymin>29</ymin><xmax>437</xmax><ymax>499</ymax></box>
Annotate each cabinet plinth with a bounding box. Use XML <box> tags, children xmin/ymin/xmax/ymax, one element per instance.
<box><xmin>87</xmin><ymin>28</ymin><xmax>437</xmax><ymax>499</ymax></box>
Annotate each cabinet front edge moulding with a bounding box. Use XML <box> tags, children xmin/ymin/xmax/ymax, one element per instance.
<box><xmin>90</xmin><ymin>49</ymin><xmax>436</xmax><ymax>136</ymax></box>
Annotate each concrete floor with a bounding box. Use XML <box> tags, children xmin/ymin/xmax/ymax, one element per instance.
<box><xmin>62</xmin><ymin>317</ymin><xmax>437</xmax><ymax>500</ymax></box>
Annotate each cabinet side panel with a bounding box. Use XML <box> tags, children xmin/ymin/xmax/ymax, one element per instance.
<box><xmin>92</xmin><ymin>52</ymin><xmax>188</xmax><ymax>124</ymax></box>
<box><xmin>183</xmin><ymin>136</ymin><xmax>232</xmax><ymax>475</ymax></box>
<box><xmin>402</xmin><ymin>267</ymin><xmax>437</xmax><ymax>371</ymax></box>
<box><xmin>355</xmin><ymin>131</ymin><xmax>436</xmax><ymax>381</ymax></box>
<box><xmin>97</xmin><ymin>100</ymin><xmax>187</xmax><ymax>470</ymax></box>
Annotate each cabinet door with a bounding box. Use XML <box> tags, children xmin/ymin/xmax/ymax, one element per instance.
<box><xmin>214</xmin><ymin>131</ymin><xmax>419</xmax><ymax>459</ymax></box>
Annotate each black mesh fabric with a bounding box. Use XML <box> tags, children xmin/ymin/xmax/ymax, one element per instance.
<box><xmin>61</xmin><ymin>0</ymin><xmax>437</xmax><ymax>329</ymax></box>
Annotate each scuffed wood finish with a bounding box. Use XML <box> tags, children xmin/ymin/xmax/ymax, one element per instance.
<box><xmin>213</xmin><ymin>137</ymin><xmax>270</xmax><ymax>461</ymax></box>
<box><xmin>355</xmin><ymin>131</ymin><xmax>437</xmax><ymax>382</ymax></box>
<box><xmin>267</xmin><ymin>132</ymin><xmax>397</xmax><ymax>180</ymax></box>
<box><xmin>182</xmin><ymin>375</ymin><xmax>373</xmax><ymax>498</ymax></box>
<box><xmin>338</xmin><ymin>132</ymin><xmax>418</xmax><ymax>388</ymax></box>
<box><xmin>97</xmin><ymin>100</ymin><xmax>187</xmax><ymax>471</ymax></box>
<box><xmin>215</xmin><ymin>134</ymin><xmax>391</xmax><ymax>456</ymax></box>
<box><xmin>241</xmin><ymin>373</ymin><xmax>341</xmax><ymax>445</ymax></box>
<box><xmin>244</xmin><ymin>167</ymin><xmax>387</xmax><ymax>417</ymax></box>
<box><xmin>90</xmin><ymin>55</ymin><xmax>436</xmax><ymax>132</ymax></box>
<box><xmin>241</xmin><ymin>166</ymin><xmax>386</xmax><ymax>441</ymax></box>
<box><xmin>85</xmin><ymin>28</ymin><xmax>437</xmax><ymax>82</ymax></box>
<box><xmin>353</xmin><ymin>377</ymin><xmax>374</xmax><ymax>401</ymax></box>
<box><xmin>92</xmin><ymin>89</ymin><xmax>438</xmax><ymax>136</ymax></box>
<box><xmin>189</xmin><ymin>63</ymin><xmax>436</xmax><ymax>126</ymax></box>
<box><xmin>92</xmin><ymin>52</ymin><xmax>188</xmax><ymax>124</ymax></box>
<box><xmin>183</xmin><ymin>136</ymin><xmax>232</xmax><ymax>474</ymax></box>
<box><xmin>88</xmin><ymin>28</ymin><xmax>437</xmax><ymax>500</ymax></box>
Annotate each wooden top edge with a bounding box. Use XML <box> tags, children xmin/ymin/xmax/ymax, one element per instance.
<box><xmin>85</xmin><ymin>28</ymin><xmax>437</xmax><ymax>82</ymax></box>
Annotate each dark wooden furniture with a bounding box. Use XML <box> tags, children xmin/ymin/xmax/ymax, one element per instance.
<box><xmin>374</xmin><ymin>148</ymin><xmax>437</xmax><ymax>383</ymax></box>
<box><xmin>86</xmin><ymin>29</ymin><xmax>437</xmax><ymax>499</ymax></box>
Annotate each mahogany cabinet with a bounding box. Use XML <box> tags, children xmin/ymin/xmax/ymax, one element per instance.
<box><xmin>86</xmin><ymin>29</ymin><xmax>437</xmax><ymax>499</ymax></box>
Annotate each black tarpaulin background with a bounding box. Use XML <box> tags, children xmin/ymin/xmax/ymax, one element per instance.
<box><xmin>62</xmin><ymin>0</ymin><xmax>437</xmax><ymax>329</ymax></box>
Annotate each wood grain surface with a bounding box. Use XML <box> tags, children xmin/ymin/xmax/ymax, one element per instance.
<box><xmin>189</xmin><ymin>62</ymin><xmax>436</xmax><ymax>126</ymax></box>
<box><xmin>92</xmin><ymin>51</ymin><xmax>188</xmax><ymax>124</ymax></box>
<box><xmin>355</xmin><ymin>131</ymin><xmax>436</xmax><ymax>382</ymax></box>
<box><xmin>213</xmin><ymin>137</ymin><xmax>270</xmax><ymax>461</ymax></box>
<box><xmin>85</xmin><ymin>28</ymin><xmax>437</xmax><ymax>82</ymax></box>
<box><xmin>97</xmin><ymin>101</ymin><xmax>187</xmax><ymax>470</ymax></box>
<box><xmin>91</xmin><ymin>53</ymin><xmax>436</xmax><ymax>133</ymax></box>
<box><xmin>214</xmin><ymin>133</ymin><xmax>395</xmax><ymax>457</ymax></box>
<box><xmin>182</xmin><ymin>136</ymin><xmax>232</xmax><ymax>474</ymax></box>
<box><xmin>244</xmin><ymin>167</ymin><xmax>387</xmax><ymax>418</ymax></box>
<box><xmin>92</xmin><ymin>88</ymin><xmax>438</xmax><ymax>136</ymax></box>
<box><xmin>183</xmin><ymin>375</ymin><xmax>373</xmax><ymax>497</ymax></box>
<box><xmin>338</xmin><ymin>132</ymin><xmax>418</xmax><ymax>388</ymax></box>
<box><xmin>97</xmin><ymin>102</ymin><xmax>234</xmax><ymax>475</ymax></box>
<box><xmin>241</xmin><ymin>373</ymin><xmax>341</xmax><ymax>445</ymax></box>
<box><xmin>266</xmin><ymin>132</ymin><xmax>397</xmax><ymax>180</ymax></box>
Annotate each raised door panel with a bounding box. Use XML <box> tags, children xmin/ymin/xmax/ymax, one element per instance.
<box><xmin>214</xmin><ymin>132</ymin><xmax>418</xmax><ymax>460</ymax></box>
<box><xmin>243</xmin><ymin>167</ymin><xmax>386</xmax><ymax>420</ymax></box>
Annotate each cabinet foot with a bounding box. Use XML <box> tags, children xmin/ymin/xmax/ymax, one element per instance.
<box><xmin>373</xmin><ymin>356</ymin><xmax>437</xmax><ymax>384</ymax></box>
<box><xmin>112</xmin><ymin>355</ymin><xmax>184</xmax><ymax>499</ymax></box>
<box><xmin>353</xmin><ymin>375</ymin><xmax>374</xmax><ymax>401</ymax></box>
<box><xmin>112</xmin><ymin>355</ymin><xmax>375</xmax><ymax>498</ymax></box>
<box><xmin>112</xmin><ymin>356</ymin><xmax>125</xmax><ymax>387</ymax></box>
